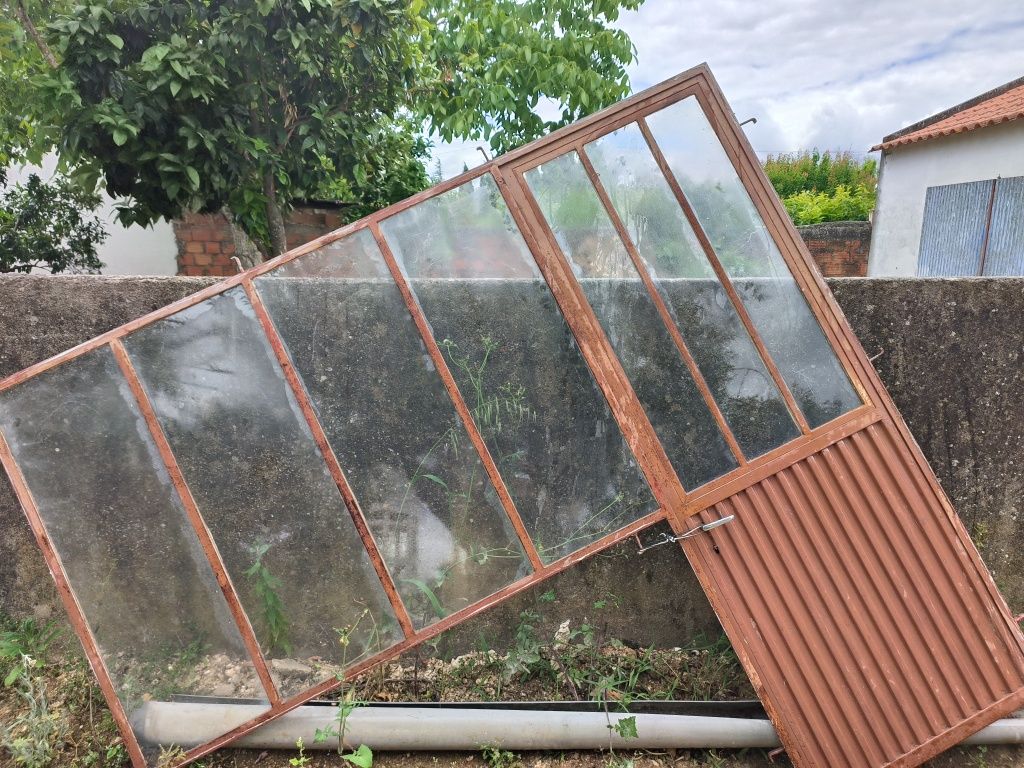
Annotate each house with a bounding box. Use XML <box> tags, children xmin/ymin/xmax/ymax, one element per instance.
<box><xmin>868</xmin><ymin>76</ymin><xmax>1024</xmax><ymax>276</ymax></box>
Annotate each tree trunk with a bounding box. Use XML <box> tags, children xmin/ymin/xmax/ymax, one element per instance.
<box><xmin>15</xmin><ymin>1</ymin><xmax>59</xmax><ymax>69</ymax></box>
<box><xmin>263</xmin><ymin>170</ymin><xmax>288</xmax><ymax>258</ymax></box>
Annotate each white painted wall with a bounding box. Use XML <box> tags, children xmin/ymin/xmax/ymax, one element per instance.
<box><xmin>8</xmin><ymin>157</ymin><xmax>177</xmax><ymax>275</ymax></box>
<box><xmin>868</xmin><ymin>120</ymin><xmax>1024</xmax><ymax>276</ymax></box>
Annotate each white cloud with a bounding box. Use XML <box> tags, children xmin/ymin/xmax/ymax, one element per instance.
<box><xmin>427</xmin><ymin>1</ymin><xmax>1024</xmax><ymax>176</ymax></box>
<box><xmin>617</xmin><ymin>0</ymin><xmax>1024</xmax><ymax>155</ymax></box>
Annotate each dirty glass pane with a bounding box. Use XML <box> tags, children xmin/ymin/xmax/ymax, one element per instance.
<box><xmin>524</xmin><ymin>152</ymin><xmax>739</xmax><ymax>490</ymax></box>
<box><xmin>0</xmin><ymin>347</ymin><xmax>269</xmax><ymax>755</ymax></box>
<box><xmin>378</xmin><ymin>174</ymin><xmax>656</xmax><ymax>562</ymax></box>
<box><xmin>586</xmin><ymin>124</ymin><xmax>800</xmax><ymax>457</ymax></box>
<box><xmin>984</xmin><ymin>175</ymin><xmax>1024</xmax><ymax>276</ymax></box>
<box><xmin>646</xmin><ymin>97</ymin><xmax>862</xmax><ymax>427</ymax></box>
<box><xmin>123</xmin><ymin>288</ymin><xmax>401</xmax><ymax>697</ymax></box>
<box><xmin>255</xmin><ymin>230</ymin><xmax>528</xmax><ymax>628</ymax></box>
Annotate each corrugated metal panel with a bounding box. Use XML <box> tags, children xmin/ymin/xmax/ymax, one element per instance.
<box><xmin>683</xmin><ymin>419</ymin><xmax>1024</xmax><ymax>768</ymax></box>
<box><xmin>918</xmin><ymin>180</ymin><xmax>993</xmax><ymax>276</ymax></box>
<box><xmin>983</xmin><ymin>175</ymin><xmax>1024</xmax><ymax>275</ymax></box>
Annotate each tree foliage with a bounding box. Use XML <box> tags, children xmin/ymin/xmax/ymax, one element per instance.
<box><xmin>0</xmin><ymin>169</ymin><xmax>107</xmax><ymax>273</ymax></box>
<box><xmin>2</xmin><ymin>0</ymin><xmax>644</xmax><ymax>258</ymax></box>
<box><xmin>416</xmin><ymin>0</ymin><xmax>640</xmax><ymax>154</ymax></box>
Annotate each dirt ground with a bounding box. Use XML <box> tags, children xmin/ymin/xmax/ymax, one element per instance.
<box><xmin>1</xmin><ymin>614</ymin><xmax>1022</xmax><ymax>768</ymax></box>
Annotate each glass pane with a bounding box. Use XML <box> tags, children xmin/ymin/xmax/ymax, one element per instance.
<box><xmin>585</xmin><ymin>124</ymin><xmax>800</xmax><ymax>457</ymax></box>
<box><xmin>524</xmin><ymin>152</ymin><xmax>739</xmax><ymax>490</ymax></box>
<box><xmin>123</xmin><ymin>288</ymin><xmax>401</xmax><ymax>698</ymax></box>
<box><xmin>255</xmin><ymin>230</ymin><xmax>528</xmax><ymax>628</ymax></box>
<box><xmin>0</xmin><ymin>347</ymin><xmax>268</xmax><ymax>756</ymax></box>
<box><xmin>646</xmin><ymin>97</ymin><xmax>862</xmax><ymax>427</ymax></box>
<box><xmin>379</xmin><ymin>174</ymin><xmax>656</xmax><ymax>562</ymax></box>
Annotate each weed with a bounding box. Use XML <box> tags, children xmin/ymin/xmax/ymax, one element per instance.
<box><xmin>0</xmin><ymin>617</ymin><xmax>62</xmax><ymax>688</ymax></box>
<box><xmin>156</xmin><ymin>746</ymin><xmax>187</xmax><ymax>767</ymax></box>
<box><xmin>245</xmin><ymin>541</ymin><xmax>292</xmax><ymax>656</ymax></box>
<box><xmin>314</xmin><ymin>614</ymin><xmax>375</xmax><ymax>767</ymax></box>
<box><xmin>481</xmin><ymin>745</ymin><xmax>523</xmax><ymax>768</ymax></box>
<box><xmin>968</xmin><ymin>745</ymin><xmax>989</xmax><ymax>768</ymax></box>
<box><xmin>701</xmin><ymin>750</ymin><xmax>727</xmax><ymax>768</ymax></box>
<box><xmin>0</xmin><ymin>655</ymin><xmax>68</xmax><ymax>767</ymax></box>
<box><xmin>289</xmin><ymin>737</ymin><xmax>312</xmax><ymax>766</ymax></box>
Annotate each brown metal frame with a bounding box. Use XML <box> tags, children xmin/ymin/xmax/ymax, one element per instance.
<box><xmin>1</xmin><ymin>63</ymin><xmax>1021</xmax><ymax>768</ymax></box>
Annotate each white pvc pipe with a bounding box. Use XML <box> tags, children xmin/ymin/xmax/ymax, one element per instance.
<box><xmin>131</xmin><ymin>703</ymin><xmax>1024</xmax><ymax>752</ymax></box>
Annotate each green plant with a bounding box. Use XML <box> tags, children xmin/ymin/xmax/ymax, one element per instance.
<box><xmin>155</xmin><ymin>746</ymin><xmax>187</xmax><ymax>768</ymax></box>
<box><xmin>314</xmin><ymin>617</ymin><xmax>374</xmax><ymax>767</ymax></box>
<box><xmin>245</xmin><ymin>541</ymin><xmax>291</xmax><ymax>656</ymax></box>
<box><xmin>764</xmin><ymin>149</ymin><xmax>877</xmax><ymax>198</ymax></box>
<box><xmin>289</xmin><ymin>737</ymin><xmax>312</xmax><ymax>767</ymax></box>
<box><xmin>0</xmin><ymin>655</ymin><xmax>68</xmax><ymax>767</ymax></box>
<box><xmin>481</xmin><ymin>746</ymin><xmax>522</xmax><ymax>768</ymax></box>
<box><xmin>0</xmin><ymin>617</ymin><xmax>62</xmax><ymax>688</ymax></box>
<box><xmin>781</xmin><ymin>184</ymin><xmax>876</xmax><ymax>225</ymax></box>
<box><xmin>763</xmin><ymin>149</ymin><xmax>878</xmax><ymax>225</ymax></box>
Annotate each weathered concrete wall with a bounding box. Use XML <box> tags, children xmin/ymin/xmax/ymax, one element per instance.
<box><xmin>0</xmin><ymin>275</ymin><xmax>1021</xmax><ymax>653</ymax></box>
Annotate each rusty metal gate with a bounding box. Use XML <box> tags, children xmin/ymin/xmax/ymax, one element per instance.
<box><xmin>1</xmin><ymin>65</ymin><xmax>1023</xmax><ymax>768</ymax></box>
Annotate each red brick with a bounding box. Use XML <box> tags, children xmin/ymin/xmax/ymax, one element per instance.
<box><xmin>205</xmin><ymin>241</ymin><xmax>222</xmax><ymax>254</ymax></box>
<box><xmin>184</xmin><ymin>241</ymin><xmax>205</xmax><ymax>254</ymax></box>
<box><xmin>193</xmin><ymin>253</ymin><xmax>212</xmax><ymax>266</ymax></box>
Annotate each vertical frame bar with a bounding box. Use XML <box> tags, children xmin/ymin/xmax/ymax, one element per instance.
<box><xmin>0</xmin><ymin>430</ymin><xmax>149</xmax><ymax>768</ymax></box>
<box><xmin>576</xmin><ymin>142</ymin><xmax>748</xmax><ymax>465</ymax></box>
<box><xmin>368</xmin><ymin>222</ymin><xmax>546</xmax><ymax>572</ymax></box>
<box><xmin>978</xmin><ymin>178</ymin><xmax>998</xmax><ymax>275</ymax></box>
<box><xmin>491</xmin><ymin>166</ymin><xmax>689</xmax><ymax>513</ymax></box>
<box><xmin>109</xmin><ymin>338</ymin><xmax>282</xmax><ymax>705</ymax></box>
<box><xmin>241</xmin><ymin>278</ymin><xmax>417</xmax><ymax>638</ymax></box>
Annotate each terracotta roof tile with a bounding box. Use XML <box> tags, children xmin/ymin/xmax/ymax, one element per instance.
<box><xmin>873</xmin><ymin>82</ymin><xmax>1024</xmax><ymax>151</ymax></box>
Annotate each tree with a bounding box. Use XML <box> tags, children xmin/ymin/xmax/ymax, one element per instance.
<box><xmin>0</xmin><ymin>169</ymin><xmax>108</xmax><ymax>273</ymax></box>
<box><xmin>3</xmin><ymin>0</ymin><xmax>644</xmax><ymax>259</ymax></box>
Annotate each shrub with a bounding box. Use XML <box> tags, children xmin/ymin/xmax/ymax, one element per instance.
<box><xmin>764</xmin><ymin>150</ymin><xmax>878</xmax><ymax>224</ymax></box>
<box><xmin>782</xmin><ymin>184</ymin><xmax>877</xmax><ymax>225</ymax></box>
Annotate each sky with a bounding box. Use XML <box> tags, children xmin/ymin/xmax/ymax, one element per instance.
<box><xmin>429</xmin><ymin>0</ymin><xmax>1024</xmax><ymax>177</ymax></box>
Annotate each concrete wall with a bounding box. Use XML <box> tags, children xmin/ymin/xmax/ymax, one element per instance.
<box><xmin>869</xmin><ymin>121</ymin><xmax>1024</xmax><ymax>276</ymax></box>
<box><xmin>0</xmin><ymin>275</ymin><xmax>1022</xmax><ymax>652</ymax></box>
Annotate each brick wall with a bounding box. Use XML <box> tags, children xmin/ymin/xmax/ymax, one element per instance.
<box><xmin>176</xmin><ymin>210</ymin><xmax>872</xmax><ymax>278</ymax></box>
<box><xmin>173</xmin><ymin>205</ymin><xmax>346</xmax><ymax>276</ymax></box>
<box><xmin>797</xmin><ymin>221</ymin><xmax>872</xmax><ymax>277</ymax></box>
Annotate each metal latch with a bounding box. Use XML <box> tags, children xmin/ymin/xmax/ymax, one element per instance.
<box><xmin>635</xmin><ymin>514</ymin><xmax>736</xmax><ymax>555</ymax></box>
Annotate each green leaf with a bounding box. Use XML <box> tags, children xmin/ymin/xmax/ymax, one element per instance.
<box><xmin>106</xmin><ymin>34</ymin><xmax>124</xmax><ymax>49</ymax></box>
<box><xmin>403</xmin><ymin>578</ymin><xmax>446</xmax><ymax>619</ymax></box>
<box><xmin>185</xmin><ymin>166</ymin><xmax>200</xmax><ymax>188</ymax></box>
<box><xmin>613</xmin><ymin>715</ymin><xmax>638</xmax><ymax>740</ymax></box>
<box><xmin>4</xmin><ymin>666</ymin><xmax>21</xmax><ymax>687</ymax></box>
<box><xmin>421</xmin><ymin>473</ymin><xmax>448</xmax><ymax>490</ymax></box>
<box><xmin>342</xmin><ymin>744</ymin><xmax>373</xmax><ymax>768</ymax></box>
<box><xmin>170</xmin><ymin>80</ymin><xmax>182</xmax><ymax>97</ymax></box>
<box><xmin>112</xmin><ymin>129</ymin><xmax>128</xmax><ymax>146</ymax></box>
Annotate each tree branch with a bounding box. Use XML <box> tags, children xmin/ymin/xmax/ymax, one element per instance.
<box><xmin>13</xmin><ymin>1</ymin><xmax>59</xmax><ymax>69</ymax></box>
